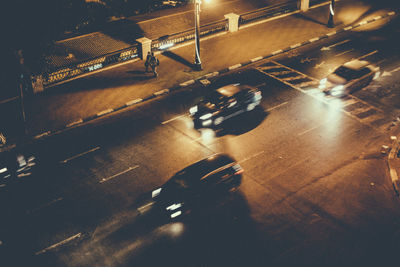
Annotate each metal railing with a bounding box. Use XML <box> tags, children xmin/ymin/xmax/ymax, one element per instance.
<box><xmin>41</xmin><ymin>44</ymin><xmax>139</xmax><ymax>87</ymax></box>
<box><xmin>151</xmin><ymin>19</ymin><xmax>227</xmax><ymax>51</ymax></box>
<box><xmin>239</xmin><ymin>0</ymin><xmax>298</xmax><ymax>26</ymax></box>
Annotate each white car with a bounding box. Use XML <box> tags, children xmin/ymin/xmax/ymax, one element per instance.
<box><xmin>319</xmin><ymin>60</ymin><xmax>380</xmax><ymax>97</ymax></box>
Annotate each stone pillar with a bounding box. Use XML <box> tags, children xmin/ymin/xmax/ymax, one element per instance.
<box><xmin>224</xmin><ymin>13</ymin><xmax>240</xmax><ymax>32</ymax></box>
<box><xmin>136</xmin><ymin>37</ymin><xmax>152</xmax><ymax>60</ymax></box>
<box><xmin>299</xmin><ymin>0</ymin><xmax>309</xmax><ymax>12</ymax></box>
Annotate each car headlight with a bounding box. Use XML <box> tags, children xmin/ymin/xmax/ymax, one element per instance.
<box><xmin>166</xmin><ymin>203</ymin><xmax>183</xmax><ymax>211</ymax></box>
<box><xmin>152</xmin><ymin>188</ymin><xmax>162</xmax><ymax>198</ymax></box>
<box><xmin>331</xmin><ymin>85</ymin><xmax>344</xmax><ymax>96</ymax></box>
<box><xmin>189</xmin><ymin>106</ymin><xmax>198</xmax><ymax>115</ymax></box>
<box><xmin>199</xmin><ymin>113</ymin><xmax>212</xmax><ymax>120</ymax></box>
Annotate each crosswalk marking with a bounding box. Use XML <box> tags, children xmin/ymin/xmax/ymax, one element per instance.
<box><xmin>255</xmin><ymin>60</ymin><xmax>393</xmax><ymax>133</ymax></box>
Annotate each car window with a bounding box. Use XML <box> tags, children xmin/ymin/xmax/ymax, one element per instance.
<box><xmin>205</xmin><ymin>91</ymin><xmax>228</xmax><ymax>107</ymax></box>
<box><xmin>334</xmin><ymin>66</ymin><xmax>362</xmax><ymax>81</ymax></box>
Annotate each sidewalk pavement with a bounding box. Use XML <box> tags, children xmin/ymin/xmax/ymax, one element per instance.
<box><xmin>22</xmin><ymin>0</ymin><xmax>396</xmax><ymax>139</ymax></box>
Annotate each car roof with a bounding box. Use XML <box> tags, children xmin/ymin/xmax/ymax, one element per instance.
<box><xmin>343</xmin><ymin>60</ymin><xmax>369</xmax><ymax>70</ymax></box>
<box><xmin>174</xmin><ymin>154</ymin><xmax>235</xmax><ymax>183</ymax></box>
<box><xmin>216</xmin><ymin>84</ymin><xmax>242</xmax><ymax>97</ymax></box>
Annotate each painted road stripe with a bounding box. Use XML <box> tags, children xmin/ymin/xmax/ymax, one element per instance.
<box><xmin>34</xmin><ymin>131</ymin><xmax>51</xmax><ymax>139</ymax></box>
<box><xmin>298</xmin><ymin>124</ymin><xmax>322</xmax><ymax>136</ymax></box>
<box><xmin>326</xmin><ymin>31</ymin><xmax>337</xmax><ymax>36</ymax></box>
<box><xmin>99</xmin><ymin>165</ymin><xmax>139</xmax><ymax>183</ymax></box>
<box><xmin>342</xmin><ymin>98</ymin><xmax>358</xmax><ymax>107</ymax></box>
<box><xmin>97</xmin><ymin>109</ymin><xmax>113</xmax><ymax>117</ymax></box>
<box><xmin>27</xmin><ymin>197</ymin><xmax>63</xmax><ymax>215</ymax></box>
<box><xmin>272</xmin><ymin>49</ymin><xmax>283</xmax><ymax>55</ymax></box>
<box><xmin>309</xmin><ymin>37</ymin><xmax>320</xmax><ymax>42</ymax></box>
<box><xmin>162</xmin><ymin>114</ymin><xmax>186</xmax><ymax>125</ymax></box>
<box><xmin>154</xmin><ymin>89</ymin><xmax>169</xmax><ymax>96</ymax></box>
<box><xmin>66</xmin><ymin>119</ymin><xmax>83</xmax><ymax>128</ymax></box>
<box><xmin>60</xmin><ymin>146</ymin><xmax>100</xmax><ymax>164</ymax></box>
<box><xmin>290</xmin><ymin>43</ymin><xmax>301</xmax><ymax>49</ymax></box>
<box><xmin>344</xmin><ymin>26</ymin><xmax>353</xmax><ymax>31</ymax></box>
<box><xmin>126</xmin><ymin>98</ymin><xmax>143</xmax><ymax>106</ymax></box>
<box><xmin>335</xmin><ymin>48</ymin><xmax>354</xmax><ymax>57</ymax></box>
<box><xmin>229</xmin><ymin>64</ymin><xmax>242</xmax><ymax>70</ymax></box>
<box><xmin>180</xmin><ymin>80</ymin><xmax>195</xmax><ymax>87</ymax></box>
<box><xmin>239</xmin><ymin>151</ymin><xmax>264</xmax><ymax>164</ymax></box>
<box><xmin>251</xmin><ymin>56</ymin><xmax>263</xmax><ymax>62</ymax></box>
<box><xmin>35</xmin><ymin>233</ymin><xmax>82</xmax><ymax>255</ymax></box>
<box><xmin>267</xmin><ymin>101</ymin><xmax>289</xmax><ymax>111</ymax></box>
<box><xmin>357</xmin><ymin>50</ymin><xmax>378</xmax><ymax>60</ymax></box>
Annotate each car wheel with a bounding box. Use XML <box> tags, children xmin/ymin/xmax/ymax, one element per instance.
<box><xmin>214</xmin><ymin>117</ymin><xmax>224</xmax><ymax>125</ymax></box>
<box><xmin>247</xmin><ymin>103</ymin><xmax>255</xmax><ymax>111</ymax></box>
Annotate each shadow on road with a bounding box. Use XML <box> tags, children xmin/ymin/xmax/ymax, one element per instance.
<box><xmin>161</xmin><ymin>51</ymin><xmax>195</xmax><ymax>69</ymax></box>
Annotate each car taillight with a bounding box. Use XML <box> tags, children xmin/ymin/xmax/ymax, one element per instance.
<box><xmin>232</xmin><ymin>164</ymin><xmax>243</xmax><ymax>175</ymax></box>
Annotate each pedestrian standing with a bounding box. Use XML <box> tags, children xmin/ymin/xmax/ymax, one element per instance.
<box><xmin>145</xmin><ymin>51</ymin><xmax>152</xmax><ymax>72</ymax></box>
<box><xmin>150</xmin><ymin>52</ymin><xmax>159</xmax><ymax>77</ymax></box>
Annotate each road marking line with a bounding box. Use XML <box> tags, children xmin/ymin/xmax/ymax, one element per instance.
<box><xmin>251</xmin><ymin>56</ymin><xmax>263</xmax><ymax>62</ymax></box>
<box><xmin>97</xmin><ymin>109</ymin><xmax>113</xmax><ymax>117</ymax></box>
<box><xmin>34</xmin><ymin>131</ymin><xmax>51</xmax><ymax>139</ymax></box>
<box><xmin>27</xmin><ymin>197</ymin><xmax>63</xmax><ymax>215</ymax></box>
<box><xmin>389</xmin><ymin>66</ymin><xmax>400</xmax><ymax>73</ymax></box>
<box><xmin>334</xmin><ymin>48</ymin><xmax>354</xmax><ymax>57</ymax></box>
<box><xmin>298</xmin><ymin>124</ymin><xmax>323</xmax><ymax>136</ymax></box>
<box><xmin>162</xmin><ymin>114</ymin><xmax>186</xmax><ymax>125</ymax></box>
<box><xmin>239</xmin><ymin>151</ymin><xmax>264</xmax><ymax>164</ymax></box>
<box><xmin>356</xmin><ymin>50</ymin><xmax>378</xmax><ymax>60</ymax></box>
<box><xmin>229</xmin><ymin>64</ymin><xmax>242</xmax><ymax>70</ymax></box>
<box><xmin>267</xmin><ymin>101</ymin><xmax>289</xmax><ymax>111</ymax></box>
<box><xmin>329</xmin><ymin>39</ymin><xmax>351</xmax><ymax>48</ymax></box>
<box><xmin>342</xmin><ymin>98</ymin><xmax>358</xmax><ymax>107</ymax></box>
<box><xmin>60</xmin><ymin>146</ymin><xmax>100</xmax><ymax>164</ymax></box>
<box><xmin>99</xmin><ymin>165</ymin><xmax>139</xmax><ymax>183</ymax></box>
<box><xmin>66</xmin><ymin>119</ymin><xmax>83</xmax><ymax>128</ymax></box>
<box><xmin>126</xmin><ymin>98</ymin><xmax>143</xmax><ymax>106</ymax></box>
<box><xmin>35</xmin><ymin>233</ymin><xmax>82</xmax><ymax>255</ymax></box>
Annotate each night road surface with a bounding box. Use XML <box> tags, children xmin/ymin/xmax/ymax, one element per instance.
<box><xmin>1</xmin><ymin>17</ymin><xmax>400</xmax><ymax>267</ymax></box>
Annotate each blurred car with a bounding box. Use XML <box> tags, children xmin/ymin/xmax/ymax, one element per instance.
<box><xmin>144</xmin><ymin>154</ymin><xmax>243</xmax><ymax>220</ymax></box>
<box><xmin>0</xmin><ymin>151</ymin><xmax>36</xmax><ymax>185</ymax></box>
<box><xmin>189</xmin><ymin>84</ymin><xmax>262</xmax><ymax>128</ymax></box>
<box><xmin>319</xmin><ymin>60</ymin><xmax>380</xmax><ymax>97</ymax></box>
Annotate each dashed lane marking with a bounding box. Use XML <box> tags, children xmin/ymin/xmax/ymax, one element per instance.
<box><xmin>239</xmin><ymin>151</ymin><xmax>264</xmax><ymax>164</ymax></box>
<box><xmin>35</xmin><ymin>233</ymin><xmax>82</xmax><ymax>255</ymax></box>
<box><xmin>60</xmin><ymin>146</ymin><xmax>100</xmax><ymax>164</ymax></box>
<box><xmin>99</xmin><ymin>165</ymin><xmax>139</xmax><ymax>183</ymax></box>
<box><xmin>334</xmin><ymin>48</ymin><xmax>354</xmax><ymax>57</ymax></box>
<box><xmin>162</xmin><ymin>114</ymin><xmax>186</xmax><ymax>125</ymax></box>
<box><xmin>267</xmin><ymin>101</ymin><xmax>289</xmax><ymax>112</ymax></box>
<box><xmin>26</xmin><ymin>197</ymin><xmax>63</xmax><ymax>215</ymax></box>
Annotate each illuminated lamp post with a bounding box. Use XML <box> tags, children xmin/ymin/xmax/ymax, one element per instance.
<box><xmin>327</xmin><ymin>0</ymin><xmax>335</xmax><ymax>28</ymax></box>
<box><xmin>194</xmin><ymin>0</ymin><xmax>203</xmax><ymax>70</ymax></box>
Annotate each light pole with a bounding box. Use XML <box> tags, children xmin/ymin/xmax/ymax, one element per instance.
<box><xmin>327</xmin><ymin>0</ymin><xmax>335</xmax><ymax>28</ymax></box>
<box><xmin>194</xmin><ymin>0</ymin><xmax>202</xmax><ymax>70</ymax></box>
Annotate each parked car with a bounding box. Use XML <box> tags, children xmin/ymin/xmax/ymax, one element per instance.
<box><xmin>189</xmin><ymin>84</ymin><xmax>262</xmax><ymax>128</ymax></box>
<box><xmin>144</xmin><ymin>154</ymin><xmax>243</xmax><ymax>220</ymax></box>
<box><xmin>319</xmin><ymin>60</ymin><xmax>380</xmax><ymax>97</ymax></box>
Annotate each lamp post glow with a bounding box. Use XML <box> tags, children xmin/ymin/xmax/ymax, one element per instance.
<box><xmin>194</xmin><ymin>0</ymin><xmax>202</xmax><ymax>70</ymax></box>
<box><xmin>327</xmin><ymin>0</ymin><xmax>335</xmax><ymax>28</ymax></box>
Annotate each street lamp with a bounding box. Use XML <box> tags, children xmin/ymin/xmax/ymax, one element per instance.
<box><xmin>327</xmin><ymin>0</ymin><xmax>335</xmax><ymax>28</ymax></box>
<box><xmin>194</xmin><ymin>0</ymin><xmax>202</xmax><ymax>70</ymax></box>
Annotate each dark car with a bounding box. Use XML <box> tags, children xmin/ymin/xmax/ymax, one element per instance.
<box><xmin>189</xmin><ymin>84</ymin><xmax>262</xmax><ymax>128</ymax></box>
<box><xmin>319</xmin><ymin>60</ymin><xmax>380</xmax><ymax>97</ymax></box>
<box><xmin>0</xmin><ymin>151</ymin><xmax>36</xmax><ymax>186</ymax></box>
<box><xmin>144</xmin><ymin>154</ymin><xmax>243</xmax><ymax>220</ymax></box>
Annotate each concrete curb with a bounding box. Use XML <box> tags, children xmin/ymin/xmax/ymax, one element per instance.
<box><xmin>387</xmin><ymin>137</ymin><xmax>400</xmax><ymax>196</ymax></box>
<box><xmin>27</xmin><ymin>10</ymin><xmax>396</xmax><ymax>141</ymax></box>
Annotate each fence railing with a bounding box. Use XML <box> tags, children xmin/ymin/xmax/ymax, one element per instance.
<box><xmin>41</xmin><ymin>44</ymin><xmax>139</xmax><ymax>87</ymax></box>
<box><xmin>151</xmin><ymin>19</ymin><xmax>227</xmax><ymax>51</ymax></box>
<box><xmin>37</xmin><ymin>0</ymin><xmax>328</xmax><ymax>89</ymax></box>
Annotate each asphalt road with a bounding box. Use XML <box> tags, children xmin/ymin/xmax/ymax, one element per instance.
<box><xmin>1</xmin><ymin>18</ymin><xmax>400</xmax><ymax>267</ymax></box>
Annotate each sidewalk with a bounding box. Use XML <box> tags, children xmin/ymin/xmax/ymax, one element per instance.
<box><xmin>23</xmin><ymin>0</ymin><xmax>397</xmax><ymax>138</ymax></box>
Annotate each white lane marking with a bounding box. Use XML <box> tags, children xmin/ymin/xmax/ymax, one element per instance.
<box><xmin>334</xmin><ymin>48</ymin><xmax>354</xmax><ymax>57</ymax></box>
<box><xmin>99</xmin><ymin>165</ymin><xmax>139</xmax><ymax>183</ymax></box>
<box><xmin>35</xmin><ymin>233</ymin><xmax>82</xmax><ymax>255</ymax></box>
<box><xmin>162</xmin><ymin>114</ymin><xmax>186</xmax><ymax>125</ymax></box>
<box><xmin>329</xmin><ymin>39</ymin><xmax>350</xmax><ymax>49</ymax></box>
<box><xmin>66</xmin><ymin>119</ymin><xmax>83</xmax><ymax>128</ymax></box>
<box><xmin>356</xmin><ymin>50</ymin><xmax>378</xmax><ymax>60</ymax></box>
<box><xmin>60</xmin><ymin>146</ymin><xmax>100</xmax><ymax>164</ymax></box>
<box><xmin>97</xmin><ymin>109</ymin><xmax>113</xmax><ymax>117</ymax></box>
<box><xmin>126</xmin><ymin>98</ymin><xmax>143</xmax><ymax>106</ymax></box>
<box><xmin>251</xmin><ymin>56</ymin><xmax>263</xmax><ymax>62</ymax></box>
<box><xmin>342</xmin><ymin>98</ymin><xmax>358</xmax><ymax>107</ymax></box>
<box><xmin>267</xmin><ymin>101</ymin><xmax>289</xmax><ymax>112</ymax></box>
<box><xmin>298</xmin><ymin>124</ymin><xmax>322</xmax><ymax>136</ymax></box>
<box><xmin>26</xmin><ymin>197</ymin><xmax>63</xmax><ymax>215</ymax></box>
<box><xmin>254</xmin><ymin>82</ymin><xmax>267</xmax><ymax>87</ymax></box>
<box><xmin>389</xmin><ymin>66</ymin><xmax>400</xmax><ymax>73</ymax></box>
<box><xmin>239</xmin><ymin>151</ymin><xmax>264</xmax><ymax>164</ymax></box>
